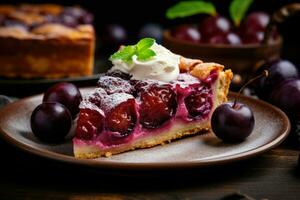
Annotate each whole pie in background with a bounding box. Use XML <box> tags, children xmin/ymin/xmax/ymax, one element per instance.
<box><xmin>0</xmin><ymin>4</ymin><xmax>95</xmax><ymax>79</ymax></box>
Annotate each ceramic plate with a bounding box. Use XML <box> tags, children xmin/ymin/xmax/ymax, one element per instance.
<box><xmin>0</xmin><ymin>89</ymin><xmax>290</xmax><ymax>170</ymax></box>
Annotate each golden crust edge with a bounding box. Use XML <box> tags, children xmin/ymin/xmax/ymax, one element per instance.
<box><xmin>216</xmin><ymin>69</ymin><xmax>233</xmax><ymax>105</ymax></box>
<box><xmin>0</xmin><ymin>26</ymin><xmax>95</xmax><ymax>79</ymax></box>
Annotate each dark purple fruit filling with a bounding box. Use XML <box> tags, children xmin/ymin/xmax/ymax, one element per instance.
<box><xmin>98</xmin><ymin>76</ymin><xmax>133</xmax><ymax>95</ymax></box>
<box><xmin>63</xmin><ymin>7</ymin><xmax>93</xmax><ymax>24</ymax></box>
<box><xmin>76</xmin><ymin>108</ymin><xmax>104</xmax><ymax>140</ymax></box>
<box><xmin>2</xmin><ymin>19</ymin><xmax>29</xmax><ymax>30</ymax></box>
<box><xmin>76</xmin><ymin>71</ymin><xmax>216</xmax><ymax>143</ymax></box>
<box><xmin>105</xmin><ymin>70</ymin><xmax>132</xmax><ymax>80</ymax></box>
<box><xmin>105</xmin><ymin>97</ymin><xmax>137</xmax><ymax>136</ymax></box>
<box><xmin>184</xmin><ymin>83</ymin><xmax>213</xmax><ymax>119</ymax></box>
<box><xmin>0</xmin><ymin>7</ymin><xmax>93</xmax><ymax>30</ymax></box>
<box><xmin>56</xmin><ymin>13</ymin><xmax>78</xmax><ymax>27</ymax></box>
<box><xmin>52</xmin><ymin>7</ymin><xmax>93</xmax><ymax>27</ymax></box>
<box><xmin>131</xmin><ymin>79</ymin><xmax>149</xmax><ymax>93</ymax></box>
<box><xmin>85</xmin><ymin>88</ymin><xmax>108</xmax><ymax>108</ymax></box>
<box><xmin>138</xmin><ymin>83</ymin><xmax>177</xmax><ymax>129</ymax></box>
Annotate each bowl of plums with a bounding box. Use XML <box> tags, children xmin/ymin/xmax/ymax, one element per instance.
<box><xmin>163</xmin><ymin>0</ymin><xmax>300</xmax><ymax>87</ymax></box>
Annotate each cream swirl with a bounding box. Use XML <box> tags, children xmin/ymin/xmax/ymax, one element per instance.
<box><xmin>110</xmin><ymin>42</ymin><xmax>180</xmax><ymax>82</ymax></box>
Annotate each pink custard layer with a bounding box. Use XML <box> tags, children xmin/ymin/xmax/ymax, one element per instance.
<box><xmin>74</xmin><ymin>71</ymin><xmax>218</xmax><ymax>150</ymax></box>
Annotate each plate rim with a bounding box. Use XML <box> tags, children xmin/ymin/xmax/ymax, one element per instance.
<box><xmin>0</xmin><ymin>90</ymin><xmax>291</xmax><ymax>170</ymax></box>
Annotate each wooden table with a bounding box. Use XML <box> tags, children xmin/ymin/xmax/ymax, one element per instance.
<box><xmin>0</xmin><ymin>135</ymin><xmax>299</xmax><ymax>200</ymax></box>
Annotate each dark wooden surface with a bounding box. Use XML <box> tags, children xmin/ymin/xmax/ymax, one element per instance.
<box><xmin>0</xmin><ymin>135</ymin><xmax>299</xmax><ymax>200</ymax></box>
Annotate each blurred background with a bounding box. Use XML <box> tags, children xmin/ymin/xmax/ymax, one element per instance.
<box><xmin>0</xmin><ymin>0</ymin><xmax>298</xmax><ymax>62</ymax></box>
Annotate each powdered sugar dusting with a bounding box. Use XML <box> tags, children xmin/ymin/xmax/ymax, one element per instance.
<box><xmin>98</xmin><ymin>76</ymin><xmax>133</xmax><ymax>94</ymax></box>
<box><xmin>101</xmin><ymin>93</ymin><xmax>135</xmax><ymax>113</ymax></box>
<box><xmin>79</xmin><ymin>101</ymin><xmax>105</xmax><ymax>117</ymax></box>
<box><xmin>80</xmin><ymin>88</ymin><xmax>108</xmax><ymax>108</ymax></box>
<box><xmin>172</xmin><ymin>73</ymin><xmax>200</xmax><ymax>89</ymax></box>
<box><xmin>80</xmin><ymin>86</ymin><xmax>135</xmax><ymax>115</ymax></box>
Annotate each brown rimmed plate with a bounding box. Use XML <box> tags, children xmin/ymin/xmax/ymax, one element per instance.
<box><xmin>0</xmin><ymin>88</ymin><xmax>290</xmax><ymax>170</ymax></box>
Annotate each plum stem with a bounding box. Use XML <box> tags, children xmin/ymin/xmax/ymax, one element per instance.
<box><xmin>233</xmin><ymin>70</ymin><xmax>268</xmax><ymax>108</ymax></box>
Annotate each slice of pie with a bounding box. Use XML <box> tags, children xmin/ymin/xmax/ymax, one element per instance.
<box><xmin>73</xmin><ymin>40</ymin><xmax>232</xmax><ymax>158</ymax></box>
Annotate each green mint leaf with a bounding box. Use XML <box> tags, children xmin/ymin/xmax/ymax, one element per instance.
<box><xmin>110</xmin><ymin>38</ymin><xmax>157</xmax><ymax>63</ymax></box>
<box><xmin>230</xmin><ymin>0</ymin><xmax>253</xmax><ymax>26</ymax></box>
<box><xmin>166</xmin><ymin>1</ymin><xmax>216</xmax><ymax>20</ymax></box>
<box><xmin>110</xmin><ymin>45</ymin><xmax>136</xmax><ymax>63</ymax></box>
<box><xmin>137</xmin><ymin>49</ymin><xmax>156</xmax><ymax>61</ymax></box>
<box><xmin>137</xmin><ymin>38</ymin><xmax>155</xmax><ymax>52</ymax></box>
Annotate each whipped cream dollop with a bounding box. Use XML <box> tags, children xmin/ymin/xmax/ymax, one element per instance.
<box><xmin>110</xmin><ymin>42</ymin><xmax>180</xmax><ymax>82</ymax></box>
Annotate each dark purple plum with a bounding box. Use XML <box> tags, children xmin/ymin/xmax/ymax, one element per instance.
<box><xmin>205</xmin><ymin>34</ymin><xmax>227</xmax><ymax>44</ymax></box>
<box><xmin>226</xmin><ymin>32</ymin><xmax>242</xmax><ymax>45</ymax></box>
<box><xmin>31</xmin><ymin>102</ymin><xmax>72</xmax><ymax>143</ymax></box>
<box><xmin>106</xmin><ymin>98</ymin><xmax>137</xmax><ymax>136</ymax></box>
<box><xmin>76</xmin><ymin>108</ymin><xmax>104</xmax><ymax>140</ymax></box>
<box><xmin>184</xmin><ymin>84</ymin><xmax>212</xmax><ymax>119</ymax></box>
<box><xmin>98</xmin><ymin>76</ymin><xmax>133</xmax><ymax>94</ymax></box>
<box><xmin>239</xmin><ymin>12</ymin><xmax>272</xmax><ymax>44</ymax></box>
<box><xmin>205</xmin><ymin>32</ymin><xmax>241</xmax><ymax>45</ymax></box>
<box><xmin>211</xmin><ymin>102</ymin><xmax>255</xmax><ymax>143</ymax></box>
<box><xmin>171</xmin><ymin>24</ymin><xmax>201</xmax><ymax>43</ymax></box>
<box><xmin>138</xmin><ymin>23</ymin><xmax>163</xmax><ymax>43</ymax></box>
<box><xmin>139</xmin><ymin>83</ymin><xmax>177</xmax><ymax>129</ymax></box>
<box><xmin>105</xmin><ymin>70</ymin><xmax>132</xmax><ymax>80</ymax></box>
<box><xmin>43</xmin><ymin>82</ymin><xmax>82</xmax><ymax>119</ymax></box>
<box><xmin>242</xmin><ymin>31</ymin><xmax>264</xmax><ymax>44</ymax></box>
<box><xmin>240</xmin><ymin>12</ymin><xmax>270</xmax><ymax>35</ymax></box>
<box><xmin>255</xmin><ymin>60</ymin><xmax>298</xmax><ymax>99</ymax></box>
<box><xmin>199</xmin><ymin>16</ymin><xmax>231</xmax><ymax>40</ymax></box>
<box><xmin>270</xmin><ymin>79</ymin><xmax>300</xmax><ymax>117</ymax></box>
<box><xmin>101</xmin><ymin>24</ymin><xmax>128</xmax><ymax>51</ymax></box>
